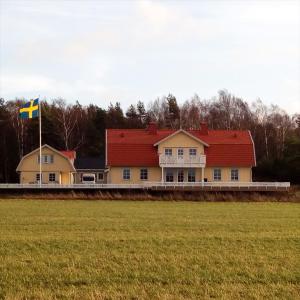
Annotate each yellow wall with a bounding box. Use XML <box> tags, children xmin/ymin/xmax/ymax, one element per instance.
<box><xmin>157</xmin><ymin>131</ymin><xmax>205</xmax><ymax>155</ymax></box>
<box><xmin>204</xmin><ymin>167</ymin><xmax>252</xmax><ymax>182</ymax></box>
<box><xmin>108</xmin><ymin>167</ymin><xmax>162</xmax><ymax>184</ymax></box>
<box><xmin>108</xmin><ymin>166</ymin><xmax>252</xmax><ymax>183</ymax></box>
<box><xmin>17</xmin><ymin>146</ymin><xmax>74</xmax><ymax>184</ymax></box>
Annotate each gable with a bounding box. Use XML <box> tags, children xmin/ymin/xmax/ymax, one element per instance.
<box><xmin>156</xmin><ymin>130</ymin><xmax>208</xmax><ymax>155</ymax></box>
<box><xmin>16</xmin><ymin>145</ymin><xmax>76</xmax><ymax>172</ymax></box>
<box><xmin>154</xmin><ymin>129</ymin><xmax>209</xmax><ymax>147</ymax></box>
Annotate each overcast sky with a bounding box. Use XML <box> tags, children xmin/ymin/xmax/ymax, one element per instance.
<box><xmin>0</xmin><ymin>0</ymin><xmax>299</xmax><ymax>114</ymax></box>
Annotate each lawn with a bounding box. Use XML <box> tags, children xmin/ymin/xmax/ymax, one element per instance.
<box><xmin>0</xmin><ymin>200</ymin><xmax>299</xmax><ymax>300</ymax></box>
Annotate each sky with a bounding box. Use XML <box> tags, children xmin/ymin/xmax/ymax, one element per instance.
<box><xmin>0</xmin><ymin>0</ymin><xmax>299</xmax><ymax>114</ymax></box>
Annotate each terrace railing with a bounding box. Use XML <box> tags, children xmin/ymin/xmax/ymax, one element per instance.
<box><xmin>0</xmin><ymin>182</ymin><xmax>290</xmax><ymax>190</ymax></box>
<box><xmin>159</xmin><ymin>154</ymin><xmax>206</xmax><ymax>167</ymax></box>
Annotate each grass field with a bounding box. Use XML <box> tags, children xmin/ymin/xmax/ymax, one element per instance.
<box><xmin>0</xmin><ymin>200</ymin><xmax>299</xmax><ymax>299</ymax></box>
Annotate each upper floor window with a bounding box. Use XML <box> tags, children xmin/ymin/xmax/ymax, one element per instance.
<box><xmin>140</xmin><ymin>168</ymin><xmax>148</xmax><ymax>180</ymax></box>
<box><xmin>38</xmin><ymin>154</ymin><xmax>54</xmax><ymax>164</ymax></box>
<box><xmin>123</xmin><ymin>168</ymin><xmax>131</xmax><ymax>180</ymax></box>
<box><xmin>177</xmin><ymin>148</ymin><xmax>184</xmax><ymax>157</ymax></box>
<box><xmin>165</xmin><ymin>148</ymin><xmax>172</xmax><ymax>156</ymax></box>
<box><xmin>231</xmin><ymin>169</ymin><xmax>239</xmax><ymax>181</ymax></box>
<box><xmin>213</xmin><ymin>168</ymin><xmax>221</xmax><ymax>181</ymax></box>
<box><xmin>189</xmin><ymin>148</ymin><xmax>197</xmax><ymax>156</ymax></box>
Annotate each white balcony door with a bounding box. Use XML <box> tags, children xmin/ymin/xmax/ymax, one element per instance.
<box><xmin>177</xmin><ymin>148</ymin><xmax>184</xmax><ymax>163</ymax></box>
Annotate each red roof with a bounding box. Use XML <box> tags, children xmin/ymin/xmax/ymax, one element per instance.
<box><xmin>60</xmin><ymin>150</ymin><xmax>76</xmax><ymax>160</ymax></box>
<box><xmin>107</xmin><ymin>128</ymin><xmax>256</xmax><ymax>167</ymax></box>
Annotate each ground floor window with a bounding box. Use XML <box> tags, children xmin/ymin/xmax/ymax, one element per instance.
<box><xmin>98</xmin><ymin>172</ymin><xmax>104</xmax><ymax>181</ymax></box>
<box><xmin>177</xmin><ymin>170</ymin><xmax>184</xmax><ymax>182</ymax></box>
<box><xmin>140</xmin><ymin>168</ymin><xmax>148</xmax><ymax>180</ymax></box>
<box><xmin>213</xmin><ymin>168</ymin><xmax>221</xmax><ymax>181</ymax></box>
<box><xmin>49</xmin><ymin>173</ymin><xmax>56</xmax><ymax>182</ymax></box>
<box><xmin>36</xmin><ymin>173</ymin><xmax>42</xmax><ymax>182</ymax></box>
<box><xmin>188</xmin><ymin>169</ymin><xmax>196</xmax><ymax>182</ymax></box>
<box><xmin>166</xmin><ymin>170</ymin><xmax>174</xmax><ymax>182</ymax></box>
<box><xmin>123</xmin><ymin>168</ymin><xmax>131</xmax><ymax>180</ymax></box>
<box><xmin>231</xmin><ymin>169</ymin><xmax>239</xmax><ymax>181</ymax></box>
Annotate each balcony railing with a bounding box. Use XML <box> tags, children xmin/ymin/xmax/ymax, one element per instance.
<box><xmin>159</xmin><ymin>154</ymin><xmax>206</xmax><ymax>167</ymax></box>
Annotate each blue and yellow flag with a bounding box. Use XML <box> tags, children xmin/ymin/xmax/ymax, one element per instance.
<box><xmin>19</xmin><ymin>98</ymin><xmax>39</xmax><ymax>119</ymax></box>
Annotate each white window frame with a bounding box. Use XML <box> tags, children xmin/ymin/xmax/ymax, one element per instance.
<box><xmin>166</xmin><ymin>170</ymin><xmax>174</xmax><ymax>182</ymax></box>
<box><xmin>165</xmin><ymin>148</ymin><xmax>172</xmax><ymax>156</ymax></box>
<box><xmin>123</xmin><ymin>168</ymin><xmax>131</xmax><ymax>180</ymax></box>
<box><xmin>231</xmin><ymin>168</ymin><xmax>239</xmax><ymax>181</ymax></box>
<box><xmin>177</xmin><ymin>170</ymin><xmax>184</xmax><ymax>182</ymax></box>
<box><xmin>189</xmin><ymin>148</ymin><xmax>197</xmax><ymax>156</ymax></box>
<box><xmin>213</xmin><ymin>168</ymin><xmax>221</xmax><ymax>181</ymax></box>
<box><xmin>49</xmin><ymin>173</ymin><xmax>56</xmax><ymax>182</ymax></box>
<box><xmin>38</xmin><ymin>154</ymin><xmax>54</xmax><ymax>164</ymax></box>
<box><xmin>140</xmin><ymin>168</ymin><xmax>148</xmax><ymax>180</ymax></box>
<box><xmin>188</xmin><ymin>169</ymin><xmax>196</xmax><ymax>182</ymax></box>
<box><xmin>177</xmin><ymin>148</ymin><xmax>184</xmax><ymax>157</ymax></box>
<box><xmin>36</xmin><ymin>173</ymin><xmax>42</xmax><ymax>182</ymax></box>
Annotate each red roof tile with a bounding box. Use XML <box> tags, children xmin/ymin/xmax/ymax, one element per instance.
<box><xmin>107</xmin><ymin>128</ymin><xmax>255</xmax><ymax>167</ymax></box>
<box><xmin>60</xmin><ymin>150</ymin><xmax>76</xmax><ymax>160</ymax></box>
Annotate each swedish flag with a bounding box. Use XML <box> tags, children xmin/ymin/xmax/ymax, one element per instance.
<box><xmin>19</xmin><ymin>99</ymin><xmax>39</xmax><ymax>119</ymax></box>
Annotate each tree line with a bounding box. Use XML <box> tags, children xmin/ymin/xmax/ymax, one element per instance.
<box><xmin>0</xmin><ymin>90</ymin><xmax>299</xmax><ymax>183</ymax></box>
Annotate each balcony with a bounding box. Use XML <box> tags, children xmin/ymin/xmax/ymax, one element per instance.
<box><xmin>159</xmin><ymin>154</ymin><xmax>206</xmax><ymax>168</ymax></box>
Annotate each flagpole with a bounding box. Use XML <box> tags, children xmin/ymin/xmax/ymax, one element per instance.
<box><xmin>39</xmin><ymin>96</ymin><xmax>42</xmax><ymax>187</ymax></box>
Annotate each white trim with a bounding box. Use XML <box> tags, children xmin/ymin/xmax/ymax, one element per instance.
<box><xmin>16</xmin><ymin>144</ymin><xmax>76</xmax><ymax>172</ymax></box>
<box><xmin>248</xmin><ymin>130</ymin><xmax>256</xmax><ymax>167</ymax></box>
<box><xmin>153</xmin><ymin>129</ymin><xmax>209</xmax><ymax>147</ymax></box>
<box><xmin>230</xmin><ymin>168</ymin><xmax>239</xmax><ymax>181</ymax></box>
<box><xmin>122</xmin><ymin>168</ymin><xmax>131</xmax><ymax>180</ymax></box>
<box><xmin>212</xmin><ymin>168</ymin><xmax>222</xmax><ymax>181</ymax></box>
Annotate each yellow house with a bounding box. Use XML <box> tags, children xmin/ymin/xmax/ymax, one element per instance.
<box><xmin>106</xmin><ymin>122</ymin><xmax>256</xmax><ymax>184</ymax></box>
<box><xmin>16</xmin><ymin>144</ymin><xmax>76</xmax><ymax>184</ymax></box>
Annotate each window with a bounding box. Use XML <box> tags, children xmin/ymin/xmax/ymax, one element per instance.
<box><xmin>213</xmin><ymin>168</ymin><xmax>221</xmax><ymax>181</ymax></box>
<box><xmin>98</xmin><ymin>173</ymin><xmax>104</xmax><ymax>181</ymax></box>
<box><xmin>36</xmin><ymin>173</ymin><xmax>42</xmax><ymax>182</ymax></box>
<box><xmin>123</xmin><ymin>168</ymin><xmax>131</xmax><ymax>180</ymax></box>
<box><xmin>165</xmin><ymin>148</ymin><xmax>172</xmax><ymax>156</ymax></box>
<box><xmin>178</xmin><ymin>170</ymin><xmax>184</xmax><ymax>182</ymax></box>
<box><xmin>49</xmin><ymin>173</ymin><xmax>56</xmax><ymax>182</ymax></box>
<box><xmin>140</xmin><ymin>168</ymin><xmax>148</xmax><ymax>180</ymax></box>
<box><xmin>177</xmin><ymin>148</ymin><xmax>184</xmax><ymax>157</ymax></box>
<box><xmin>166</xmin><ymin>170</ymin><xmax>174</xmax><ymax>182</ymax></box>
<box><xmin>189</xmin><ymin>148</ymin><xmax>197</xmax><ymax>156</ymax></box>
<box><xmin>188</xmin><ymin>169</ymin><xmax>196</xmax><ymax>182</ymax></box>
<box><xmin>38</xmin><ymin>155</ymin><xmax>54</xmax><ymax>164</ymax></box>
<box><xmin>231</xmin><ymin>169</ymin><xmax>239</xmax><ymax>181</ymax></box>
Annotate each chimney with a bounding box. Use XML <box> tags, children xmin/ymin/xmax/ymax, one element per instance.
<box><xmin>147</xmin><ymin>121</ymin><xmax>157</xmax><ymax>135</ymax></box>
<box><xmin>199</xmin><ymin>122</ymin><xmax>208</xmax><ymax>135</ymax></box>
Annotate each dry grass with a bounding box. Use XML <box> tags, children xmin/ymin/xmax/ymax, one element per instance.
<box><xmin>0</xmin><ymin>188</ymin><xmax>299</xmax><ymax>202</ymax></box>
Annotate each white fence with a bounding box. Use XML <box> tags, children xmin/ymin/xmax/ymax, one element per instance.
<box><xmin>0</xmin><ymin>182</ymin><xmax>290</xmax><ymax>190</ymax></box>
